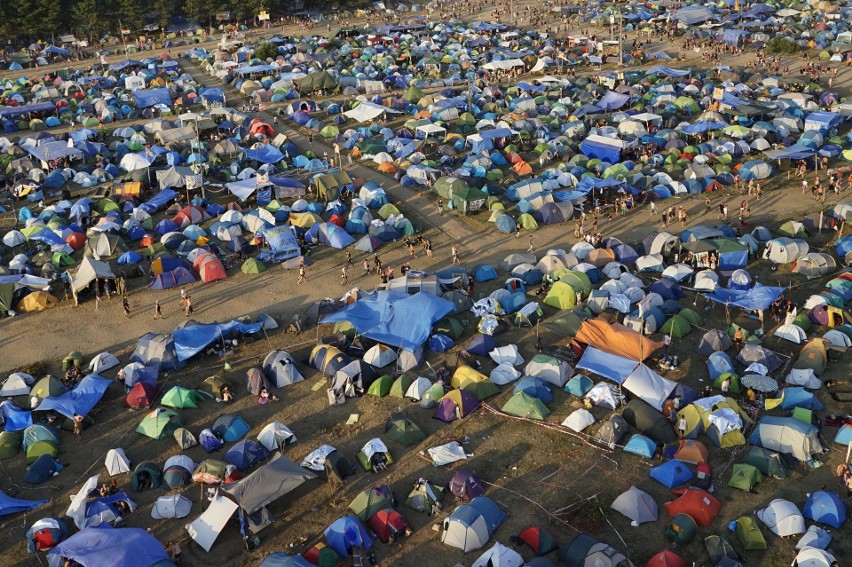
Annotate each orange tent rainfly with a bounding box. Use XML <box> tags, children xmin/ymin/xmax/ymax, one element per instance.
<box><xmin>575</xmin><ymin>319</ymin><xmax>663</xmax><ymax>361</ymax></box>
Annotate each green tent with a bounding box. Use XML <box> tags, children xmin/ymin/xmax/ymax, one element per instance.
<box><xmin>241</xmin><ymin>258</ymin><xmax>266</xmax><ymax>275</ymax></box>
<box><xmin>314</xmin><ymin>171</ymin><xmax>352</xmax><ymax>202</ymax></box>
<box><xmin>735</xmin><ymin>516</ymin><xmax>767</xmax><ymax>550</ymax></box>
<box><xmin>434</xmin><ymin>317</ymin><xmax>464</xmax><ymax>340</ymax></box>
<box><xmin>405</xmin><ymin>479</ymin><xmax>444</xmax><ymax>513</ymax></box>
<box><xmin>367</xmin><ymin>375</ymin><xmax>395</xmax><ymax>397</ymax></box>
<box><xmin>792</xmin><ymin>313</ymin><xmax>812</xmax><ymax>332</ymax></box>
<box><xmin>0</xmin><ymin>283</ymin><xmax>14</xmax><ymax>315</ymax></box>
<box><xmin>544</xmin><ymin>281</ymin><xmax>577</xmax><ymax>310</ymax></box>
<box><xmin>792</xmin><ymin>407</ymin><xmax>813</xmax><ymax>425</ymax></box>
<box><xmin>193</xmin><ymin>459</ymin><xmax>228</xmax><ymax>483</ymax></box>
<box><xmin>377</xmin><ymin>204</ymin><xmax>400</xmax><ymax>219</ymax></box>
<box><xmin>450</xmin><ymin>186</ymin><xmax>487</xmax><ymax>214</ymax></box>
<box><xmin>136</xmin><ymin>409</ymin><xmax>182</xmax><ymax>440</ymax></box>
<box><xmin>713</xmin><ymin>372</ymin><xmax>741</xmax><ymax>394</ymax></box>
<box><xmin>389</xmin><ymin>375</ymin><xmax>413</xmax><ymax>398</ymax></box>
<box><xmin>295</xmin><ymin>70</ymin><xmax>339</xmax><ymax>94</ymax></box>
<box><xmin>432</xmin><ymin>176</ymin><xmax>469</xmax><ymax>200</ymax></box>
<box><xmin>727</xmin><ymin>463</ymin><xmax>762</xmax><ymax>491</ymax></box>
<box><xmin>678</xmin><ymin>308</ymin><xmax>703</xmax><ymax>326</ymax></box>
<box><xmin>161</xmin><ymin>387</ymin><xmax>203</xmax><ymax>409</ymax></box>
<box><xmin>419</xmin><ymin>383</ymin><xmax>445</xmax><ymax>408</ymax></box>
<box><xmin>384</xmin><ymin>414</ymin><xmax>425</xmax><ymax>447</ymax></box>
<box><xmin>660</xmin><ymin>314</ymin><xmax>692</xmax><ymax>338</ymax></box>
<box><xmin>557</xmin><ymin>270</ymin><xmax>592</xmax><ymax>296</ymax></box>
<box><xmin>202</xmin><ymin>375</ymin><xmax>230</xmax><ymax>396</ymax></box>
<box><xmin>665</xmin><ymin>513</ymin><xmax>697</xmax><ymax>544</ymax></box>
<box><xmin>517</xmin><ymin>213</ymin><xmax>538</xmax><ymax>230</ymax></box>
<box><xmin>502</xmin><ymin>392</ymin><xmax>550</xmax><ymax>420</ymax></box>
<box><xmin>0</xmin><ymin>431</ymin><xmax>21</xmax><ymax>460</ymax></box>
<box><xmin>62</xmin><ymin>351</ymin><xmax>84</xmax><ymax>371</ymax></box>
<box><xmin>741</xmin><ymin>446</ymin><xmax>789</xmax><ymax>479</ymax></box>
<box><xmin>26</xmin><ymin>441</ymin><xmax>58</xmax><ymax>465</ymax></box>
<box><xmin>349</xmin><ymin>486</ymin><xmax>395</xmax><ymax>521</ymax></box>
<box><xmin>402</xmin><ymin>85</ymin><xmax>425</xmax><ymax>102</ymax></box>
<box><xmin>30</xmin><ymin>376</ymin><xmax>66</xmax><ymax>404</ymax></box>
<box><xmin>51</xmin><ymin>251</ymin><xmax>75</xmax><ymax>268</ymax></box>
<box><xmin>462</xmin><ymin>380</ymin><xmax>499</xmax><ymax>401</ymax></box>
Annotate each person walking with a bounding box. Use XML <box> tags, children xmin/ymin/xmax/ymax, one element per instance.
<box><xmin>340</xmin><ymin>265</ymin><xmax>349</xmax><ymax>286</ymax></box>
<box><xmin>527</xmin><ymin>234</ymin><xmax>534</xmax><ymax>253</ymax></box>
<box><xmin>363</xmin><ymin>257</ymin><xmax>370</xmax><ymax>278</ymax></box>
<box><xmin>94</xmin><ymin>288</ymin><xmax>100</xmax><ymax>312</ymax></box>
<box><xmin>451</xmin><ymin>245</ymin><xmax>460</xmax><ymax>265</ymax></box>
<box><xmin>437</xmin><ymin>198</ymin><xmax>444</xmax><ymax>216</ymax></box>
<box><xmin>649</xmin><ymin>201</ymin><xmax>657</xmax><ymax>216</ymax></box>
<box><xmin>425</xmin><ymin>239</ymin><xmax>433</xmax><ymax>258</ymax></box>
<box><xmin>122</xmin><ymin>294</ymin><xmax>130</xmax><ymax>318</ymax></box>
<box><xmin>345</xmin><ymin>250</ymin><xmax>353</xmax><ymax>267</ymax></box>
<box><xmin>153</xmin><ymin>299</ymin><xmax>162</xmax><ymax>319</ymax></box>
<box><xmin>297</xmin><ymin>262</ymin><xmax>307</xmax><ymax>284</ymax></box>
<box><xmin>184</xmin><ymin>295</ymin><xmax>193</xmax><ymax>317</ymax></box>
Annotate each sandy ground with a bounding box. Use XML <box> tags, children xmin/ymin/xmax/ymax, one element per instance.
<box><xmin>3</xmin><ymin>5</ymin><xmax>852</xmax><ymax>567</ymax></box>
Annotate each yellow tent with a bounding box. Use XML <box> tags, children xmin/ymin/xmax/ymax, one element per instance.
<box><xmin>451</xmin><ymin>365</ymin><xmax>487</xmax><ymax>389</ymax></box>
<box><xmin>17</xmin><ymin>291</ymin><xmax>59</xmax><ymax>312</ymax></box>
<box><xmin>289</xmin><ymin>212</ymin><xmax>323</xmax><ymax>228</ymax></box>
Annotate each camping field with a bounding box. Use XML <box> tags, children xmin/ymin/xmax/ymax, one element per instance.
<box><xmin>2</xmin><ymin>4</ymin><xmax>852</xmax><ymax>567</ymax></box>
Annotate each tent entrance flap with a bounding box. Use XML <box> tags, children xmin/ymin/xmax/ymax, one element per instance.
<box><xmin>186</xmin><ymin>494</ymin><xmax>239</xmax><ymax>552</ymax></box>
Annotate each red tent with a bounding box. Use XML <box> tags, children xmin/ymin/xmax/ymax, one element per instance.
<box><xmin>518</xmin><ymin>526</ymin><xmax>558</xmax><ymax>555</ymax></box>
<box><xmin>366</xmin><ymin>508</ymin><xmax>410</xmax><ymax>543</ymax></box>
<box><xmin>193</xmin><ymin>253</ymin><xmax>227</xmax><ymax>283</ymax></box>
<box><xmin>663</xmin><ymin>488</ymin><xmax>721</xmax><ymax>526</ymax></box>
<box><xmin>65</xmin><ymin>232</ymin><xmax>85</xmax><ymax>250</ymax></box>
<box><xmin>646</xmin><ymin>549</ymin><xmax>688</xmax><ymax>567</ymax></box>
<box><xmin>125</xmin><ymin>382</ymin><xmax>156</xmax><ymax>408</ymax></box>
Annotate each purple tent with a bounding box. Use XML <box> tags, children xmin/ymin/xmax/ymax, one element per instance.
<box><xmin>649</xmin><ymin>278</ymin><xmax>684</xmax><ymax>300</ymax></box>
<box><xmin>432</xmin><ymin>390</ymin><xmax>479</xmax><ymax>423</ymax></box>
<box><xmin>448</xmin><ymin>469</ymin><xmax>486</xmax><ymax>500</ymax></box>
<box><xmin>466</xmin><ymin>334</ymin><xmax>499</xmax><ymax>357</ymax></box>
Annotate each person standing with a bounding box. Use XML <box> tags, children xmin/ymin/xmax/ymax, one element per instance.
<box><xmin>451</xmin><ymin>245</ymin><xmax>460</xmax><ymax>265</ymax></box>
<box><xmin>153</xmin><ymin>299</ymin><xmax>162</xmax><ymax>319</ymax></box>
<box><xmin>94</xmin><ymin>288</ymin><xmax>100</xmax><ymax>312</ymax></box>
<box><xmin>340</xmin><ymin>265</ymin><xmax>349</xmax><ymax>286</ymax></box>
<box><xmin>73</xmin><ymin>413</ymin><xmax>84</xmax><ymax>436</ymax></box>
<box><xmin>649</xmin><ymin>201</ymin><xmax>657</xmax><ymax>216</ymax></box>
<box><xmin>362</xmin><ymin>258</ymin><xmax>370</xmax><ymax>278</ymax></box>
<box><xmin>515</xmin><ymin>222</ymin><xmax>521</xmax><ymax>239</ymax></box>
<box><xmin>437</xmin><ymin>198</ymin><xmax>444</xmax><ymax>216</ymax></box>
<box><xmin>425</xmin><ymin>239</ymin><xmax>433</xmax><ymax>258</ymax></box>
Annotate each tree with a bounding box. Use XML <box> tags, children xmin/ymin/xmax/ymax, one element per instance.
<box><xmin>117</xmin><ymin>0</ymin><xmax>144</xmax><ymax>32</ymax></box>
<box><xmin>28</xmin><ymin>0</ymin><xmax>64</xmax><ymax>38</ymax></box>
<box><xmin>254</xmin><ymin>41</ymin><xmax>278</xmax><ymax>61</ymax></box>
<box><xmin>154</xmin><ymin>0</ymin><xmax>175</xmax><ymax>31</ymax></box>
<box><xmin>73</xmin><ymin>0</ymin><xmax>106</xmax><ymax>42</ymax></box>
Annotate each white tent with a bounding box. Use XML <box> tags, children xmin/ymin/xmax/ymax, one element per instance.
<box><xmin>635</xmin><ymin>254</ymin><xmax>666</xmax><ymax>272</ymax></box>
<box><xmin>794</xmin><ymin>548</ymin><xmax>836</xmax><ymax>567</ymax></box>
<box><xmin>104</xmin><ymin>448</ymin><xmax>131</xmax><ymax>476</ymax></box>
<box><xmin>0</xmin><ymin>373</ymin><xmax>33</xmax><ymax>397</ymax></box>
<box><xmin>262</xmin><ymin>350</ymin><xmax>304</xmax><ymax>387</ymax></box>
<box><xmin>586</xmin><ymin>382</ymin><xmax>622</xmax><ymax>410</ymax></box>
<box><xmin>152</xmin><ymin>494</ymin><xmax>193</xmax><ymax>519</ymax></box>
<box><xmin>186</xmin><ymin>494</ymin><xmax>239</xmax><ymax>552</ymax></box>
<box><xmin>363</xmin><ymin>344</ymin><xmax>397</xmax><ymax>368</ymax></box>
<box><xmin>610</xmin><ymin>485</ymin><xmax>659</xmax><ymax>524</ymax></box>
<box><xmin>427</xmin><ymin>441</ymin><xmax>468</xmax><ymax>466</ymax></box>
<box><xmin>404</xmin><ymin>376</ymin><xmax>432</xmax><ymax>401</ymax></box>
<box><xmin>763</xmin><ymin>238</ymin><xmax>809</xmax><ymax>265</ymax></box>
<box><xmin>89</xmin><ymin>352</ymin><xmax>120</xmax><ymax>373</ymax></box>
<box><xmin>72</xmin><ymin>257</ymin><xmax>115</xmax><ymax>293</ymax></box>
<box><xmin>398</xmin><ymin>347</ymin><xmax>424</xmax><ymax>371</ymax></box>
<box><xmin>758</xmin><ymin>499</ymin><xmax>805</xmax><ymax>537</ymax></box>
<box><xmin>622</xmin><ymin>364</ymin><xmax>676</xmax><ymax>411</ymax></box>
<box><xmin>785</xmin><ymin>368</ymin><xmax>822</xmax><ymax>390</ymax></box>
<box><xmin>489</xmin><ymin>345</ymin><xmax>524</xmax><ymax>366</ymax></box>
<box><xmin>164</xmin><ymin>454</ymin><xmax>195</xmax><ymax>472</ymax></box>
<box><xmin>489</xmin><ymin>363</ymin><xmax>521</xmax><ymax>385</ymax></box>
<box><xmin>774</xmin><ymin>323</ymin><xmax>806</xmax><ymax>344</ymax></box>
<box><xmin>257</xmin><ymin>421</ymin><xmax>297</xmax><ymax>452</ymax></box>
<box><xmin>441</xmin><ymin>507</ymin><xmax>492</xmax><ymax>552</ymax></box>
<box><xmin>662</xmin><ymin>263</ymin><xmax>694</xmax><ymax>282</ymax></box>
<box><xmin>823</xmin><ymin>329</ymin><xmax>851</xmax><ymax>349</ymax></box>
<box><xmin>693</xmin><ymin>270</ymin><xmax>718</xmax><ymax>291</ymax></box>
<box><xmin>525</xmin><ymin>355</ymin><xmax>572</xmax><ymax>387</ymax></box>
<box><xmin>562</xmin><ymin>409</ymin><xmax>596</xmax><ymax>432</ymax></box>
<box><xmin>68</xmin><ymin>475</ymin><xmax>100</xmax><ymax>528</ymax></box>
<box><xmin>472</xmin><ymin>542</ymin><xmax>524</xmax><ymax>567</ymax></box>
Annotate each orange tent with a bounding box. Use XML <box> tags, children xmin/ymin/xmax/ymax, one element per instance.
<box><xmin>513</xmin><ymin>161</ymin><xmax>533</xmax><ymax>176</ymax></box>
<box><xmin>65</xmin><ymin>232</ymin><xmax>86</xmax><ymax>250</ymax></box>
<box><xmin>587</xmin><ymin>248</ymin><xmax>616</xmax><ymax>267</ymax></box>
<box><xmin>663</xmin><ymin>488</ymin><xmax>721</xmax><ymax>526</ymax></box>
<box><xmin>377</xmin><ymin>162</ymin><xmax>396</xmax><ymax>173</ymax></box>
<box><xmin>575</xmin><ymin>318</ymin><xmax>663</xmax><ymax>361</ymax></box>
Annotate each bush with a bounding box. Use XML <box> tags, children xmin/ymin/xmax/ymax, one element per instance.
<box><xmin>254</xmin><ymin>42</ymin><xmax>278</xmax><ymax>61</ymax></box>
<box><xmin>767</xmin><ymin>37</ymin><xmax>802</xmax><ymax>55</ymax></box>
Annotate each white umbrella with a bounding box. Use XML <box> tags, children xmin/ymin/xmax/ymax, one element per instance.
<box><xmin>741</xmin><ymin>374</ymin><xmax>778</xmax><ymax>392</ymax></box>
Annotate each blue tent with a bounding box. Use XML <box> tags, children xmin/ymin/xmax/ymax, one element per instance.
<box><xmin>49</xmin><ymin>526</ymin><xmax>169</xmax><ymax>567</ymax></box>
<box><xmin>429</xmin><ymin>333</ymin><xmax>454</xmax><ymax>353</ymax></box>
<box><xmin>473</xmin><ymin>265</ymin><xmax>497</xmax><ymax>282</ymax></box>
<box><xmin>305</xmin><ymin>223</ymin><xmax>355</xmax><ymax>249</ymax></box>
<box><xmin>623</xmin><ymin>434</ymin><xmax>657</xmax><ymax>459</ymax></box>
<box><xmin>118</xmin><ymin>251</ymin><xmax>142</xmax><ymax>265</ymax></box>
<box><xmin>34</xmin><ymin>375</ymin><xmax>111</xmax><ymax>419</ymax></box>
<box><xmin>0</xmin><ymin>402</ymin><xmax>32</xmax><ymax>431</ymax></box>
<box><xmin>212</xmin><ymin>414</ymin><xmax>250</xmax><ymax>443</ymax></box>
<box><xmin>226</xmin><ymin>439</ymin><xmax>270</xmax><ymax>470</ymax></box>
<box><xmin>260</xmin><ymin>553</ymin><xmax>314</xmax><ymax>567</ymax></box>
<box><xmin>25</xmin><ymin>454</ymin><xmax>64</xmax><ymax>484</ymax></box>
<box><xmin>324</xmin><ymin>516</ymin><xmax>374</xmax><ymax>557</ymax></box>
<box><xmin>649</xmin><ymin>278</ymin><xmax>684</xmax><ymax>300</ymax></box>
<box><xmin>513</xmin><ymin>377</ymin><xmax>553</xmax><ymax>403</ymax></box>
<box><xmin>245</xmin><ymin>145</ymin><xmax>284</xmax><ymax>164</ymax></box>
<box><xmin>0</xmin><ymin>490</ymin><xmax>47</xmax><ymax>517</ymax></box>
<box><xmin>777</xmin><ymin>387</ymin><xmax>823</xmax><ymax>411</ymax></box>
<box><xmin>650</xmin><ymin>460</ymin><xmax>693</xmax><ymax>488</ymax></box>
<box><xmin>199</xmin><ymin>429</ymin><xmax>224</xmax><ymax>452</ymax></box>
<box><xmin>170</xmin><ymin>320</ymin><xmax>261</xmax><ymax>362</ymax></box>
<box><xmin>564</xmin><ymin>374</ymin><xmax>593</xmax><ymax>397</ymax></box>
<box><xmin>466</xmin><ymin>334</ymin><xmax>498</xmax><ymax>357</ymax></box>
<box><xmin>706</xmin><ymin>352</ymin><xmax>735</xmax><ymax>381</ymax></box>
<box><xmin>134</xmin><ymin>88</ymin><xmax>171</xmax><ymax>109</ymax></box>
<box><xmin>149</xmin><ymin>267</ymin><xmax>196</xmax><ymax>289</ymax></box>
<box><xmin>803</xmin><ymin>491</ymin><xmax>846</xmax><ymax>528</ymax></box>
<box><xmin>23</xmin><ymin>424</ymin><xmax>61</xmax><ymax>451</ymax></box>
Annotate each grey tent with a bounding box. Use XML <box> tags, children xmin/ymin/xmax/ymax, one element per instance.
<box><xmin>398</xmin><ymin>347</ymin><xmax>424</xmax><ymax>372</ymax></box>
<box><xmin>332</xmin><ymin>360</ymin><xmax>378</xmax><ymax>397</ymax></box>
<box><xmin>704</xmin><ymin>535</ymin><xmax>741</xmax><ymax>566</ymax></box>
<box><xmin>131</xmin><ymin>332</ymin><xmax>183</xmax><ymax>371</ymax></box>
<box><xmin>622</xmin><ymin>399</ymin><xmax>677</xmax><ymax>445</ymax></box>
<box><xmin>736</xmin><ymin>344</ymin><xmax>783</xmax><ymax>373</ymax></box>
<box><xmin>594</xmin><ymin>415</ymin><xmax>629</xmax><ymax>449</ymax></box>
<box><xmin>84</xmin><ymin>233</ymin><xmax>126</xmax><ymax>259</ymax></box>
<box><xmin>557</xmin><ymin>534</ymin><xmax>633</xmax><ymax>567</ymax></box>
<box><xmin>262</xmin><ymin>350</ymin><xmax>304</xmax><ymax>387</ymax></box>
<box><xmin>747</xmin><ymin>416</ymin><xmax>823</xmax><ymax>462</ymax></box>
<box><xmin>72</xmin><ymin>257</ymin><xmax>116</xmax><ymax>293</ymax></box>
<box><xmin>295</xmin><ymin>71</ymin><xmax>339</xmax><ymax>94</ymax></box>
<box><xmin>610</xmin><ymin>486</ymin><xmax>658</xmax><ymax>524</ymax></box>
<box><xmin>695</xmin><ymin>329</ymin><xmax>733</xmax><ymax>357</ymax></box>
<box><xmin>221</xmin><ymin>454</ymin><xmax>316</xmax><ymax>533</ymax></box>
<box><xmin>156</xmin><ymin>166</ymin><xmax>196</xmax><ymax>188</ymax></box>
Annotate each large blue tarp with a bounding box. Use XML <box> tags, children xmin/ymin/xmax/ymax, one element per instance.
<box><xmin>705</xmin><ymin>283</ymin><xmax>785</xmax><ymax>311</ymax></box>
<box><xmin>0</xmin><ymin>402</ymin><xmax>32</xmax><ymax>431</ymax></box>
<box><xmin>245</xmin><ymin>145</ymin><xmax>284</xmax><ymax>164</ymax></box>
<box><xmin>133</xmin><ymin>88</ymin><xmax>171</xmax><ymax>109</ymax></box>
<box><xmin>681</xmin><ymin>121</ymin><xmax>726</xmax><ymax>135</ymax></box>
<box><xmin>49</xmin><ymin>525</ymin><xmax>169</xmax><ymax>567</ymax></box>
<box><xmin>575</xmin><ymin>346</ymin><xmax>638</xmax><ymax>384</ymax></box>
<box><xmin>321</xmin><ymin>291</ymin><xmax>454</xmax><ymax>350</ymax></box>
<box><xmin>109</xmin><ymin>59</ymin><xmax>141</xmax><ymax>71</ymax></box>
<box><xmin>141</xmin><ymin>188</ymin><xmax>178</xmax><ymax>213</ymax></box>
<box><xmin>199</xmin><ymin>87</ymin><xmax>225</xmax><ymax>103</ymax></box>
<box><xmin>478</xmin><ymin>128</ymin><xmax>514</xmax><ymax>140</ymax></box>
<box><xmin>171</xmin><ymin>321</ymin><xmax>263</xmax><ymax>361</ymax></box>
<box><xmin>35</xmin><ymin>375</ymin><xmax>111</xmax><ymax>419</ymax></box>
<box><xmin>262</xmin><ymin>226</ymin><xmax>300</xmax><ymax>261</ymax></box>
<box><xmin>0</xmin><ymin>490</ymin><xmax>46</xmax><ymax>517</ymax></box>
<box><xmin>596</xmin><ymin>91</ymin><xmax>630</xmax><ymax>111</ymax></box>
<box><xmin>645</xmin><ymin>66</ymin><xmax>691</xmax><ymax>77</ymax></box>
<box><xmin>575</xmin><ymin>176</ymin><xmax>624</xmax><ymax>193</ymax></box>
<box><xmin>0</xmin><ymin>102</ymin><xmax>57</xmax><ymax>118</ymax></box>
<box><xmin>579</xmin><ymin>138</ymin><xmax>621</xmax><ymax>163</ymax></box>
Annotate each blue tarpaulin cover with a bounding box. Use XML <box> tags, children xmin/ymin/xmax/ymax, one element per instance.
<box><xmin>35</xmin><ymin>375</ymin><xmax>111</xmax><ymax>419</ymax></box>
<box><xmin>322</xmin><ymin>291</ymin><xmax>454</xmax><ymax>350</ymax></box>
<box><xmin>141</xmin><ymin>188</ymin><xmax>178</xmax><ymax>213</ymax></box>
<box><xmin>0</xmin><ymin>403</ymin><xmax>32</xmax><ymax>431</ymax></box>
<box><xmin>705</xmin><ymin>283</ymin><xmax>785</xmax><ymax>311</ymax></box>
<box><xmin>645</xmin><ymin>66</ymin><xmax>691</xmax><ymax>77</ymax></box>
<box><xmin>0</xmin><ymin>490</ymin><xmax>46</xmax><ymax>517</ymax></box>
<box><xmin>171</xmin><ymin>321</ymin><xmax>263</xmax><ymax>361</ymax></box>
<box><xmin>575</xmin><ymin>346</ymin><xmax>639</xmax><ymax>384</ymax></box>
<box><xmin>244</xmin><ymin>145</ymin><xmax>284</xmax><ymax>164</ymax></box>
<box><xmin>596</xmin><ymin>91</ymin><xmax>630</xmax><ymax>111</ymax></box>
<box><xmin>49</xmin><ymin>525</ymin><xmax>169</xmax><ymax>567</ymax></box>
<box><xmin>133</xmin><ymin>88</ymin><xmax>171</xmax><ymax>109</ymax></box>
